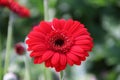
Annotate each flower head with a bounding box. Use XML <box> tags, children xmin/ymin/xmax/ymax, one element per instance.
<box><xmin>15</xmin><ymin>42</ymin><xmax>26</xmax><ymax>55</ymax></box>
<box><xmin>0</xmin><ymin>0</ymin><xmax>30</xmax><ymax>18</ymax></box>
<box><xmin>0</xmin><ymin>0</ymin><xmax>7</xmax><ymax>6</ymax></box>
<box><xmin>0</xmin><ymin>0</ymin><xmax>10</xmax><ymax>6</ymax></box>
<box><xmin>26</xmin><ymin>18</ymin><xmax>93</xmax><ymax>72</ymax></box>
<box><xmin>8</xmin><ymin>1</ymin><xmax>30</xmax><ymax>17</ymax></box>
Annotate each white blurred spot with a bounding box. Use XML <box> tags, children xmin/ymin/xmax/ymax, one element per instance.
<box><xmin>3</xmin><ymin>72</ymin><xmax>18</xmax><ymax>80</ymax></box>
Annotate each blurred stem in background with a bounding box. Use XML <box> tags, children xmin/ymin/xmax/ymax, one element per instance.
<box><xmin>44</xmin><ymin>0</ymin><xmax>49</xmax><ymax>21</ymax></box>
<box><xmin>43</xmin><ymin>0</ymin><xmax>52</xmax><ymax>80</ymax></box>
<box><xmin>0</xmin><ymin>34</ymin><xmax>3</xmax><ymax>80</ymax></box>
<box><xmin>24</xmin><ymin>55</ymin><xmax>31</xmax><ymax>80</ymax></box>
<box><xmin>4</xmin><ymin>12</ymin><xmax>14</xmax><ymax>74</ymax></box>
<box><xmin>72</xmin><ymin>62</ymin><xmax>86</xmax><ymax>80</ymax></box>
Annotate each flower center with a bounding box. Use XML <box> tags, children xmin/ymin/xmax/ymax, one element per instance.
<box><xmin>47</xmin><ymin>31</ymin><xmax>73</xmax><ymax>53</ymax></box>
<box><xmin>54</xmin><ymin>38</ymin><xmax>64</xmax><ymax>47</ymax></box>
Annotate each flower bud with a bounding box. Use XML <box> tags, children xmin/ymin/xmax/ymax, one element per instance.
<box><xmin>15</xmin><ymin>42</ymin><xmax>25</xmax><ymax>55</ymax></box>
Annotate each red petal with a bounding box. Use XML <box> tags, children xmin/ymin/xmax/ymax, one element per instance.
<box><xmin>45</xmin><ymin>59</ymin><xmax>53</xmax><ymax>67</ymax></box>
<box><xmin>30</xmin><ymin>51</ymin><xmax>44</xmax><ymax>57</ymax></box>
<box><xmin>68</xmin><ymin>21</ymin><xmax>81</xmax><ymax>33</ymax></box>
<box><xmin>42</xmin><ymin>51</ymin><xmax>54</xmax><ymax>61</ymax></box>
<box><xmin>27</xmin><ymin>43</ymin><xmax>46</xmax><ymax>51</ymax></box>
<box><xmin>27</xmin><ymin>39</ymin><xmax>45</xmax><ymax>44</ymax></box>
<box><xmin>26</xmin><ymin>40</ymin><xmax>44</xmax><ymax>46</ymax></box>
<box><xmin>31</xmin><ymin>44</ymin><xmax>46</xmax><ymax>50</ymax></box>
<box><xmin>79</xmin><ymin>45</ymin><xmax>92</xmax><ymax>51</ymax></box>
<box><xmin>34</xmin><ymin>57</ymin><xmax>43</xmax><ymax>64</ymax></box>
<box><xmin>55</xmin><ymin>67</ymin><xmax>61</xmax><ymax>72</ymax></box>
<box><xmin>59</xmin><ymin>19</ymin><xmax>65</xmax><ymax>27</ymax></box>
<box><xmin>67</xmin><ymin>56</ymin><xmax>74</xmax><ymax>66</ymax></box>
<box><xmin>84</xmin><ymin>52</ymin><xmax>89</xmax><ymax>57</ymax></box>
<box><xmin>38</xmin><ymin>21</ymin><xmax>52</xmax><ymax>34</ymax></box>
<box><xmin>71</xmin><ymin>51</ymin><xmax>89</xmax><ymax>59</ymax></box>
<box><xmin>27</xmin><ymin>42</ymin><xmax>46</xmax><ymax>48</ymax></box>
<box><xmin>33</xmin><ymin>26</ymin><xmax>41</xmax><ymax>32</ymax></box>
<box><xmin>73</xmin><ymin>28</ymin><xmax>90</xmax><ymax>37</ymax></box>
<box><xmin>67</xmin><ymin>53</ymin><xmax>80</xmax><ymax>64</ymax></box>
<box><xmin>60</xmin><ymin>54</ymin><xmax>67</xmax><ymax>66</ymax></box>
<box><xmin>53</xmin><ymin>18</ymin><xmax>62</xmax><ymax>30</ymax></box>
<box><xmin>71</xmin><ymin>46</ymin><xmax>84</xmax><ymax>53</ymax></box>
<box><xmin>34</xmin><ymin>57</ymin><xmax>39</xmax><ymax>64</ymax></box>
<box><xmin>75</xmin><ymin>40</ymin><xmax>92</xmax><ymax>45</ymax></box>
<box><xmin>55</xmin><ymin>65</ymin><xmax>66</xmax><ymax>72</ymax></box>
<box><xmin>28</xmin><ymin>31</ymin><xmax>45</xmax><ymax>40</ymax></box>
<box><xmin>38</xmin><ymin>57</ymin><xmax>43</xmax><ymax>63</ymax></box>
<box><xmin>51</xmin><ymin>52</ymin><xmax>60</xmax><ymax>65</ymax></box>
<box><xmin>76</xmin><ymin>61</ymin><xmax>81</xmax><ymax>65</ymax></box>
<box><xmin>75</xmin><ymin>35</ymin><xmax>93</xmax><ymax>41</ymax></box>
<box><xmin>80</xmin><ymin>57</ymin><xmax>86</xmax><ymax>61</ymax></box>
<box><xmin>70</xmin><ymin>50</ymin><xmax>85</xmax><ymax>57</ymax></box>
<box><xmin>63</xmin><ymin>19</ymin><xmax>74</xmax><ymax>31</ymax></box>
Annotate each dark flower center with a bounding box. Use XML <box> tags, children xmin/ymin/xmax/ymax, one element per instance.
<box><xmin>47</xmin><ymin>31</ymin><xmax>73</xmax><ymax>53</ymax></box>
<box><xmin>54</xmin><ymin>39</ymin><xmax>64</xmax><ymax>46</ymax></box>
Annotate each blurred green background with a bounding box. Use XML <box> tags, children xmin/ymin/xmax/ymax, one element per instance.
<box><xmin>0</xmin><ymin>0</ymin><xmax>120</xmax><ymax>80</ymax></box>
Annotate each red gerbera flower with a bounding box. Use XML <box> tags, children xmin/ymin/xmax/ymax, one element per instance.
<box><xmin>0</xmin><ymin>0</ymin><xmax>10</xmax><ymax>6</ymax></box>
<box><xmin>0</xmin><ymin>0</ymin><xmax>30</xmax><ymax>18</ymax></box>
<box><xmin>8</xmin><ymin>1</ymin><xmax>30</xmax><ymax>17</ymax></box>
<box><xmin>0</xmin><ymin>0</ymin><xmax>6</xmax><ymax>6</ymax></box>
<box><xmin>26</xmin><ymin>18</ymin><xmax>93</xmax><ymax>72</ymax></box>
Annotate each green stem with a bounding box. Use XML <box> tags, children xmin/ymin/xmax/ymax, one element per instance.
<box><xmin>4</xmin><ymin>12</ymin><xmax>14</xmax><ymax>74</ymax></box>
<box><xmin>44</xmin><ymin>0</ymin><xmax>49</xmax><ymax>21</ymax></box>
<box><xmin>47</xmin><ymin>69</ymin><xmax>52</xmax><ymax>80</ymax></box>
<box><xmin>60</xmin><ymin>71</ymin><xmax>64</xmax><ymax>80</ymax></box>
<box><xmin>24</xmin><ymin>55</ymin><xmax>31</xmax><ymax>80</ymax></box>
<box><xmin>43</xmin><ymin>65</ymin><xmax>48</xmax><ymax>80</ymax></box>
<box><xmin>43</xmin><ymin>66</ymin><xmax>52</xmax><ymax>80</ymax></box>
